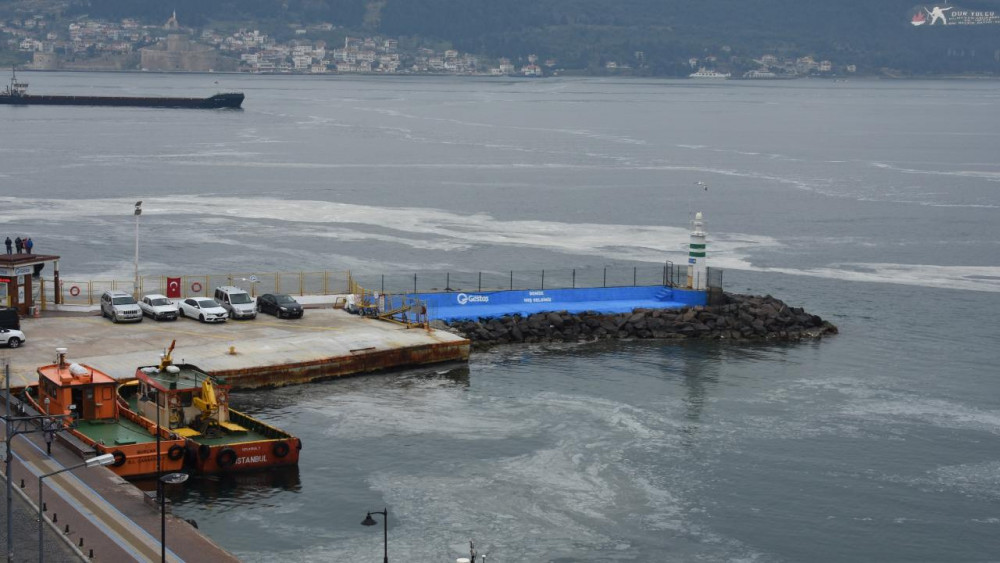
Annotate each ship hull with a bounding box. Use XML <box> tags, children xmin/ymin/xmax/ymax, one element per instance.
<box><xmin>119</xmin><ymin>376</ymin><xmax>301</xmax><ymax>474</ymax></box>
<box><xmin>0</xmin><ymin>92</ymin><xmax>243</xmax><ymax>109</ymax></box>
<box><xmin>24</xmin><ymin>385</ymin><xmax>186</xmax><ymax>479</ymax></box>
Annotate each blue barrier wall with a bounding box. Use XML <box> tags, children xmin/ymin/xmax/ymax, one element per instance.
<box><xmin>408</xmin><ymin>286</ymin><xmax>706</xmax><ymax>322</ymax></box>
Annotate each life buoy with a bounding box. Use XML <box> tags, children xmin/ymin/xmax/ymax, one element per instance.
<box><xmin>272</xmin><ymin>441</ymin><xmax>290</xmax><ymax>458</ymax></box>
<box><xmin>216</xmin><ymin>448</ymin><xmax>237</xmax><ymax>469</ymax></box>
<box><xmin>191</xmin><ymin>282</ymin><xmax>203</xmax><ymax>293</ymax></box>
<box><xmin>167</xmin><ymin>444</ymin><xmax>185</xmax><ymax>461</ymax></box>
<box><xmin>69</xmin><ymin>285</ymin><xmax>81</xmax><ymax>297</ymax></box>
<box><xmin>111</xmin><ymin>450</ymin><xmax>127</xmax><ymax>467</ymax></box>
<box><xmin>198</xmin><ymin>444</ymin><xmax>211</xmax><ymax>460</ymax></box>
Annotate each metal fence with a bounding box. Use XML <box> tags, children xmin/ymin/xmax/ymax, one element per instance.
<box><xmin>41</xmin><ymin>264</ymin><xmax>722</xmax><ymax>308</ymax></box>
<box><xmin>350</xmin><ymin>262</ymin><xmax>721</xmax><ymax>294</ymax></box>
<box><xmin>48</xmin><ymin>271</ymin><xmax>352</xmax><ymax>307</ymax></box>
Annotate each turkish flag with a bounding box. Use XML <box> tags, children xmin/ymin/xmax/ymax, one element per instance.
<box><xmin>166</xmin><ymin>277</ymin><xmax>182</xmax><ymax>298</ymax></box>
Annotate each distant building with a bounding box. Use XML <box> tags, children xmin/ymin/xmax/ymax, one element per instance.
<box><xmin>140</xmin><ymin>12</ymin><xmax>235</xmax><ymax>71</ymax></box>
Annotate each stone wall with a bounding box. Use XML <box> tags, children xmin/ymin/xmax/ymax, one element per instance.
<box><xmin>437</xmin><ymin>293</ymin><xmax>838</xmax><ymax>350</ymax></box>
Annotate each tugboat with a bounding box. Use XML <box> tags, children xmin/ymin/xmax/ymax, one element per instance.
<box><xmin>25</xmin><ymin>348</ymin><xmax>187</xmax><ymax>479</ymax></box>
<box><xmin>1</xmin><ymin>67</ymin><xmax>244</xmax><ymax>109</ymax></box>
<box><xmin>118</xmin><ymin>341</ymin><xmax>301</xmax><ymax>474</ymax></box>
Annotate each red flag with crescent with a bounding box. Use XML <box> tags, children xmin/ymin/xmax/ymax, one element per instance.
<box><xmin>166</xmin><ymin>277</ymin><xmax>182</xmax><ymax>298</ymax></box>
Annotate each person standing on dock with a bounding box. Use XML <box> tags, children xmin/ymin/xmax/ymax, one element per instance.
<box><xmin>4</xmin><ymin>237</ymin><xmax>10</xmax><ymax>255</ymax></box>
<box><xmin>24</xmin><ymin>237</ymin><xmax>32</xmax><ymax>254</ymax></box>
<box><xmin>14</xmin><ymin>236</ymin><xmax>22</xmax><ymax>254</ymax></box>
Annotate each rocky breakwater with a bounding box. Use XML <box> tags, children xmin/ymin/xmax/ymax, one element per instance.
<box><xmin>438</xmin><ymin>293</ymin><xmax>838</xmax><ymax>350</ymax></box>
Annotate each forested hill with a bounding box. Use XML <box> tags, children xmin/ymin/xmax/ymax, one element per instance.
<box><xmin>46</xmin><ymin>0</ymin><xmax>1000</xmax><ymax>74</ymax></box>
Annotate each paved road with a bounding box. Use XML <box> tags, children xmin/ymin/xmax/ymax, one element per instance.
<box><xmin>0</xmin><ymin>459</ymin><xmax>82</xmax><ymax>562</ymax></box>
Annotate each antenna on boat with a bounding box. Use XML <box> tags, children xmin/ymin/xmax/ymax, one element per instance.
<box><xmin>56</xmin><ymin>347</ymin><xmax>67</xmax><ymax>369</ymax></box>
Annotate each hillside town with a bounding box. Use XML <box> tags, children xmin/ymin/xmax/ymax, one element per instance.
<box><xmin>2</xmin><ymin>11</ymin><xmax>852</xmax><ymax>78</ymax></box>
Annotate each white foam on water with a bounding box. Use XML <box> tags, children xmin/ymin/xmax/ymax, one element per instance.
<box><xmin>871</xmin><ymin>161</ymin><xmax>1000</xmax><ymax>182</ymax></box>
<box><xmin>3</xmin><ymin>194</ymin><xmax>995</xmax><ymax>292</ymax></box>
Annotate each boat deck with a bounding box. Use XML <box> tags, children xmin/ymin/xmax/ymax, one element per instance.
<box><xmin>122</xmin><ymin>394</ymin><xmax>276</xmax><ymax>445</ymax></box>
<box><xmin>74</xmin><ymin>417</ymin><xmax>157</xmax><ymax>446</ymax></box>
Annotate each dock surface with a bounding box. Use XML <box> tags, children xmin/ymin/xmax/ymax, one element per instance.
<box><xmin>3</xmin><ymin>308</ymin><xmax>469</xmax><ymax>388</ymax></box>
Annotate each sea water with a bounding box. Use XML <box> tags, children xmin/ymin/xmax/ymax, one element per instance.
<box><xmin>3</xmin><ymin>73</ymin><xmax>999</xmax><ymax>561</ymax></box>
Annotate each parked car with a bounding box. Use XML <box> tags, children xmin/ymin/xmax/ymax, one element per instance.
<box><xmin>214</xmin><ymin>286</ymin><xmax>257</xmax><ymax>320</ymax></box>
<box><xmin>100</xmin><ymin>290</ymin><xmax>143</xmax><ymax>323</ymax></box>
<box><xmin>139</xmin><ymin>294</ymin><xmax>179</xmax><ymax>321</ymax></box>
<box><xmin>0</xmin><ymin>327</ymin><xmax>25</xmax><ymax>348</ymax></box>
<box><xmin>257</xmin><ymin>293</ymin><xmax>304</xmax><ymax>319</ymax></box>
<box><xmin>178</xmin><ymin>298</ymin><xmax>228</xmax><ymax>323</ymax></box>
<box><xmin>0</xmin><ymin>307</ymin><xmax>19</xmax><ymax>330</ymax></box>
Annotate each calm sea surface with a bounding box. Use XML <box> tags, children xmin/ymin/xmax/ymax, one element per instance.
<box><xmin>3</xmin><ymin>73</ymin><xmax>1000</xmax><ymax>561</ymax></box>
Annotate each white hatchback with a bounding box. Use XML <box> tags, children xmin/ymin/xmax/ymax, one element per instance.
<box><xmin>178</xmin><ymin>298</ymin><xmax>228</xmax><ymax>323</ymax></box>
<box><xmin>139</xmin><ymin>294</ymin><xmax>179</xmax><ymax>321</ymax></box>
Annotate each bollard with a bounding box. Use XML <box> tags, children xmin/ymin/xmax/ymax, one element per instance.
<box><xmin>64</xmin><ymin>524</ymin><xmax>70</xmax><ymax>534</ymax></box>
<box><xmin>52</xmin><ymin>513</ymin><xmax>57</xmax><ymax>523</ymax></box>
<box><xmin>89</xmin><ymin>549</ymin><xmax>94</xmax><ymax>559</ymax></box>
<box><xmin>42</xmin><ymin>502</ymin><xmax>46</xmax><ymax>512</ymax></box>
<box><xmin>20</xmin><ymin>479</ymin><xmax>24</xmax><ymax>488</ymax></box>
<box><xmin>79</xmin><ymin>537</ymin><xmax>84</xmax><ymax>547</ymax></box>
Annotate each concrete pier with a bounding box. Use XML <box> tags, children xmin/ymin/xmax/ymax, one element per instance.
<box><xmin>3</xmin><ymin>306</ymin><xmax>469</xmax><ymax>389</ymax></box>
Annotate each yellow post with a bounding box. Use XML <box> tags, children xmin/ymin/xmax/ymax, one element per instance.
<box><xmin>274</xmin><ymin>272</ymin><xmax>280</xmax><ymax>294</ymax></box>
<box><xmin>299</xmin><ymin>272</ymin><xmax>304</xmax><ymax>296</ymax></box>
<box><xmin>88</xmin><ymin>281</ymin><xmax>94</xmax><ymax>306</ymax></box>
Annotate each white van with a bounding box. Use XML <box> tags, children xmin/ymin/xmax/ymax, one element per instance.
<box><xmin>214</xmin><ymin>286</ymin><xmax>257</xmax><ymax>320</ymax></box>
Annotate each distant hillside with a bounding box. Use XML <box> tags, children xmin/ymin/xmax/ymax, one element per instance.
<box><xmin>35</xmin><ymin>0</ymin><xmax>1000</xmax><ymax>74</ymax></box>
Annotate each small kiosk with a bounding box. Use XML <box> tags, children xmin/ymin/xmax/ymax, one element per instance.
<box><xmin>0</xmin><ymin>252</ymin><xmax>60</xmax><ymax>316</ymax></box>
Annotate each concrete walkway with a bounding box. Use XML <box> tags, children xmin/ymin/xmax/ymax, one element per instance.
<box><xmin>1</xmin><ymin>406</ymin><xmax>237</xmax><ymax>562</ymax></box>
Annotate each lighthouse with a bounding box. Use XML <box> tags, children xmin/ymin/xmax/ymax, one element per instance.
<box><xmin>686</xmin><ymin>212</ymin><xmax>708</xmax><ymax>290</ymax></box>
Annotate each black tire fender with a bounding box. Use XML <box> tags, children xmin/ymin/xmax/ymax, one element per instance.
<box><xmin>111</xmin><ymin>450</ymin><xmax>127</xmax><ymax>467</ymax></box>
<box><xmin>272</xmin><ymin>441</ymin><xmax>290</xmax><ymax>458</ymax></box>
<box><xmin>198</xmin><ymin>444</ymin><xmax>211</xmax><ymax>460</ymax></box>
<box><xmin>216</xmin><ymin>448</ymin><xmax>237</xmax><ymax>469</ymax></box>
<box><xmin>167</xmin><ymin>444</ymin><xmax>185</xmax><ymax>461</ymax></box>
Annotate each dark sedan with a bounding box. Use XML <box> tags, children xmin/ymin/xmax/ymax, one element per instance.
<box><xmin>257</xmin><ymin>293</ymin><xmax>304</xmax><ymax>319</ymax></box>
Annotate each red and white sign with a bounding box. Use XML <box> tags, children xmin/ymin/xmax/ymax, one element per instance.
<box><xmin>166</xmin><ymin>277</ymin><xmax>182</xmax><ymax>298</ymax></box>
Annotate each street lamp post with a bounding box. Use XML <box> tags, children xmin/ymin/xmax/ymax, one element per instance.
<box><xmin>133</xmin><ymin>201</ymin><xmax>142</xmax><ymax>299</ymax></box>
<box><xmin>361</xmin><ymin>508</ymin><xmax>388</xmax><ymax>563</ymax></box>
<box><xmin>159</xmin><ymin>472</ymin><xmax>189</xmax><ymax>563</ymax></box>
<box><xmin>38</xmin><ymin>453</ymin><xmax>115</xmax><ymax>563</ymax></box>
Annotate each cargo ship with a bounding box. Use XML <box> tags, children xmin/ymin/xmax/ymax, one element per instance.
<box><xmin>118</xmin><ymin>341</ymin><xmax>301</xmax><ymax>474</ymax></box>
<box><xmin>25</xmin><ymin>348</ymin><xmax>187</xmax><ymax>479</ymax></box>
<box><xmin>1</xmin><ymin>69</ymin><xmax>243</xmax><ymax>109</ymax></box>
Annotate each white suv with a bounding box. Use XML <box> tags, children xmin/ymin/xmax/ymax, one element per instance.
<box><xmin>214</xmin><ymin>286</ymin><xmax>257</xmax><ymax>320</ymax></box>
<box><xmin>100</xmin><ymin>290</ymin><xmax>143</xmax><ymax>323</ymax></box>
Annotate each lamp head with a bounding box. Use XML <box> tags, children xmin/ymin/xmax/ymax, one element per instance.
<box><xmin>361</xmin><ymin>513</ymin><xmax>377</xmax><ymax>526</ymax></box>
<box><xmin>86</xmin><ymin>453</ymin><xmax>116</xmax><ymax>467</ymax></box>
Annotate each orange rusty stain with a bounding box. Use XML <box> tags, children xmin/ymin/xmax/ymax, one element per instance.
<box><xmin>208</xmin><ymin>339</ymin><xmax>470</xmax><ymax>390</ymax></box>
